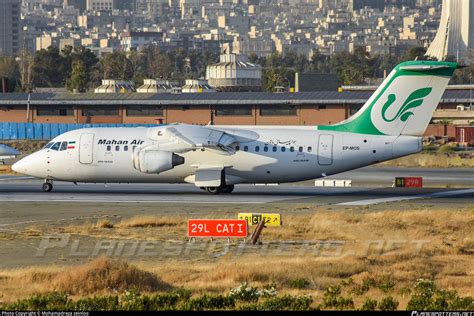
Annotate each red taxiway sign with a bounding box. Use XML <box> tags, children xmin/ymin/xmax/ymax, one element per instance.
<box><xmin>187</xmin><ymin>219</ymin><xmax>248</xmax><ymax>238</ymax></box>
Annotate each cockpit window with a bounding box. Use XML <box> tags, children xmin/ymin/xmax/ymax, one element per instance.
<box><xmin>60</xmin><ymin>142</ymin><xmax>67</xmax><ymax>151</ymax></box>
<box><xmin>44</xmin><ymin>142</ymin><xmax>54</xmax><ymax>149</ymax></box>
<box><xmin>50</xmin><ymin>142</ymin><xmax>61</xmax><ymax>151</ymax></box>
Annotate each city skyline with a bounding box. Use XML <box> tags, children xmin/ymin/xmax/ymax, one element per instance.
<box><xmin>1</xmin><ymin>0</ymin><xmax>446</xmax><ymax>61</ymax></box>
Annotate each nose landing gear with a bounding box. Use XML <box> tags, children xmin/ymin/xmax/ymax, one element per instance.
<box><xmin>42</xmin><ymin>180</ymin><xmax>53</xmax><ymax>192</ymax></box>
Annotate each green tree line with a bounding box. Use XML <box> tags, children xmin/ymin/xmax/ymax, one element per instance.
<box><xmin>0</xmin><ymin>45</ymin><xmax>472</xmax><ymax>93</ymax></box>
<box><xmin>0</xmin><ymin>46</ymin><xmax>219</xmax><ymax>92</ymax></box>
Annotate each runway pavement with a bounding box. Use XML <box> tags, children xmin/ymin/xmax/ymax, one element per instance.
<box><xmin>0</xmin><ymin>166</ymin><xmax>473</xmax><ymax>206</ymax></box>
<box><xmin>0</xmin><ymin>167</ymin><xmax>473</xmax><ymax>269</ymax></box>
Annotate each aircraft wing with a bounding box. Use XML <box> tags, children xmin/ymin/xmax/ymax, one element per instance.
<box><xmin>146</xmin><ymin>125</ymin><xmax>238</xmax><ymax>154</ymax></box>
<box><xmin>0</xmin><ymin>144</ymin><xmax>21</xmax><ymax>156</ymax></box>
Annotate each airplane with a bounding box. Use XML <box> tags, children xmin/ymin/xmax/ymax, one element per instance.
<box><xmin>0</xmin><ymin>144</ymin><xmax>21</xmax><ymax>164</ymax></box>
<box><xmin>12</xmin><ymin>60</ymin><xmax>457</xmax><ymax>194</ymax></box>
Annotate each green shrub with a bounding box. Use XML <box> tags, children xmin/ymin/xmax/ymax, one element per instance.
<box><xmin>72</xmin><ymin>296</ymin><xmax>119</xmax><ymax>311</ymax></box>
<box><xmin>351</xmin><ymin>277</ymin><xmax>375</xmax><ymax>295</ymax></box>
<box><xmin>236</xmin><ymin>303</ymin><xmax>260</xmax><ymax>311</ymax></box>
<box><xmin>322</xmin><ymin>285</ymin><xmax>354</xmax><ymax>309</ymax></box>
<box><xmin>229</xmin><ymin>282</ymin><xmax>261</xmax><ymax>302</ymax></box>
<box><xmin>259</xmin><ymin>294</ymin><xmax>313</xmax><ymax>311</ymax></box>
<box><xmin>7</xmin><ymin>292</ymin><xmax>70</xmax><ymax>311</ymax></box>
<box><xmin>407</xmin><ymin>279</ymin><xmax>474</xmax><ymax>311</ymax></box>
<box><xmin>288</xmin><ymin>278</ymin><xmax>311</xmax><ymax>289</ymax></box>
<box><xmin>378</xmin><ymin>296</ymin><xmax>399</xmax><ymax>311</ymax></box>
<box><xmin>423</xmin><ymin>144</ymin><xmax>438</xmax><ymax>152</ymax></box>
<box><xmin>377</xmin><ymin>276</ymin><xmax>395</xmax><ymax>293</ymax></box>
<box><xmin>449</xmin><ymin>296</ymin><xmax>474</xmax><ymax>310</ymax></box>
<box><xmin>439</xmin><ymin>144</ymin><xmax>456</xmax><ymax>154</ymax></box>
<box><xmin>185</xmin><ymin>294</ymin><xmax>235</xmax><ymax>311</ymax></box>
<box><xmin>361</xmin><ymin>298</ymin><xmax>377</xmax><ymax>311</ymax></box>
<box><xmin>260</xmin><ymin>283</ymin><xmax>278</xmax><ymax>298</ymax></box>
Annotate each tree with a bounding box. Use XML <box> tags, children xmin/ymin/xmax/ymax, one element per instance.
<box><xmin>71</xmin><ymin>46</ymin><xmax>98</xmax><ymax>71</ymax></box>
<box><xmin>32</xmin><ymin>46</ymin><xmax>70</xmax><ymax>87</ymax></box>
<box><xmin>99</xmin><ymin>52</ymin><xmax>134</xmax><ymax>80</ymax></box>
<box><xmin>145</xmin><ymin>47</ymin><xmax>173</xmax><ymax>79</ymax></box>
<box><xmin>67</xmin><ymin>60</ymin><xmax>89</xmax><ymax>92</ymax></box>
<box><xmin>401</xmin><ymin>47</ymin><xmax>431</xmax><ymax>62</ymax></box>
<box><xmin>262</xmin><ymin>67</ymin><xmax>294</xmax><ymax>92</ymax></box>
<box><xmin>0</xmin><ymin>54</ymin><xmax>19</xmax><ymax>92</ymax></box>
<box><xmin>18</xmin><ymin>49</ymin><xmax>33</xmax><ymax>92</ymax></box>
<box><xmin>330</xmin><ymin>48</ymin><xmax>371</xmax><ymax>85</ymax></box>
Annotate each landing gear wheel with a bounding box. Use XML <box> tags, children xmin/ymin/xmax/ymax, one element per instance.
<box><xmin>220</xmin><ymin>185</ymin><xmax>234</xmax><ymax>194</ymax></box>
<box><xmin>205</xmin><ymin>187</ymin><xmax>221</xmax><ymax>194</ymax></box>
<box><xmin>42</xmin><ymin>182</ymin><xmax>53</xmax><ymax>192</ymax></box>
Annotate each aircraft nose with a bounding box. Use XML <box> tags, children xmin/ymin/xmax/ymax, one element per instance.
<box><xmin>12</xmin><ymin>155</ymin><xmax>37</xmax><ymax>175</ymax></box>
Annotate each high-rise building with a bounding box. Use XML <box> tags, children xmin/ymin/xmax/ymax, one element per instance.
<box><xmin>426</xmin><ymin>0</ymin><xmax>474</xmax><ymax>62</ymax></box>
<box><xmin>0</xmin><ymin>0</ymin><xmax>21</xmax><ymax>56</ymax></box>
<box><xmin>86</xmin><ymin>0</ymin><xmax>114</xmax><ymax>11</ymax></box>
<box><xmin>114</xmin><ymin>0</ymin><xmax>135</xmax><ymax>11</ymax></box>
<box><xmin>64</xmin><ymin>0</ymin><xmax>87</xmax><ymax>12</ymax></box>
<box><xmin>351</xmin><ymin>0</ymin><xmax>416</xmax><ymax>11</ymax></box>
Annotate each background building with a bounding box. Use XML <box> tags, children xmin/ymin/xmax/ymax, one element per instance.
<box><xmin>86</xmin><ymin>0</ymin><xmax>114</xmax><ymax>11</ymax></box>
<box><xmin>206</xmin><ymin>53</ymin><xmax>262</xmax><ymax>92</ymax></box>
<box><xmin>64</xmin><ymin>0</ymin><xmax>87</xmax><ymax>12</ymax></box>
<box><xmin>0</xmin><ymin>0</ymin><xmax>21</xmax><ymax>56</ymax></box>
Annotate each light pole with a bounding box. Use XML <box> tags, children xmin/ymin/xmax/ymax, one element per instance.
<box><xmin>284</xmin><ymin>77</ymin><xmax>291</xmax><ymax>92</ymax></box>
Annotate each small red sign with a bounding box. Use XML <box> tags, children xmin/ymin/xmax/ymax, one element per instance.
<box><xmin>404</xmin><ymin>177</ymin><xmax>423</xmax><ymax>188</ymax></box>
<box><xmin>395</xmin><ymin>177</ymin><xmax>423</xmax><ymax>188</ymax></box>
<box><xmin>187</xmin><ymin>219</ymin><xmax>248</xmax><ymax>238</ymax></box>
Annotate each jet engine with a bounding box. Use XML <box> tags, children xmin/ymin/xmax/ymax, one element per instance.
<box><xmin>133</xmin><ymin>148</ymin><xmax>184</xmax><ymax>174</ymax></box>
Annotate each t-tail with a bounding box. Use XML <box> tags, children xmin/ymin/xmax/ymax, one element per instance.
<box><xmin>318</xmin><ymin>60</ymin><xmax>457</xmax><ymax>136</ymax></box>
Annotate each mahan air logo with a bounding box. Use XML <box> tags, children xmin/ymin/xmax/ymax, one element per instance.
<box><xmin>381</xmin><ymin>87</ymin><xmax>433</xmax><ymax>123</ymax></box>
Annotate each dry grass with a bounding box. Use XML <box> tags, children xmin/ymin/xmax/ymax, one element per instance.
<box><xmin>94</xmin><ymin>219</ymin><xmax>114</xmax><ymax>229</ymax></box>
<box><xmin>1</xmin><ymin>207</ymin><xmax>472</xmax><ymax>307</ymax></box>
<box><xmin>118</xmin><ymin>216</ymin><xmax>181</xmax><ymax>228</ymax></box>
<box><xmin>380</xmin><ymin>152</ymin><xmax>474</xmax><ymax>168</ymax></box>
<box><xmin>0</xmin><ymin>258</ymin><xmax>172</xmax><ymax>301</ymax></box>
<box><xmin>52</xmin><ymin>257</ymin><xmax>171</xmax><ymax>295</ymax></box>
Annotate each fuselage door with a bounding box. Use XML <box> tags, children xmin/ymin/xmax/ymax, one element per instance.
<box><xmin>318</xmin><ymin>134</ymin><xmax>333</xmax><ymax>165</ymax></box>
<box><xmin>79</xmin><ymin>133</ymin><xmax>94</xmax><ymax>164</ymax></box>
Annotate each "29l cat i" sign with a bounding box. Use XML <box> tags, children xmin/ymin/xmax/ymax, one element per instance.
<box><xmin>187</xmin><ymin>219</ymin><xmax>248</xmax><ymax>238</ymax></box>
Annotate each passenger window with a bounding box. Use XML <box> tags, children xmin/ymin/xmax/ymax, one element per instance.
<box><xmin>124</xmin><ymin>145</ymin><xmax>129</xmax><ymax>151</ymax></box>
<box><xmin>50</xmin><ymin>142</ymin><xmax>61</xmax><ymax>151</ymax></box>
<box><xmin>107</xmin><ymin>145</ymin><xmax>111</xmax><ymax>151</ymax></box>
<box><xmin>244</xmin><ymin>146</ymin><xmax>248</xmax><ymax>152</ymax></box>
<box><xmin>60</xmin><ymin>142</ymin><xmax>67</xmax><ymax>151</ymax></box>
<box><xmin>290</xmin><ymin>146</ymin><xmax>294</xmax><ymax>152</ymax></box>
<box><xmin>281</xmin><ymin>147</ymin><xmax>286</xmax><ymax>152</ymax></box>
<box><xmin>264</xmin><ymin>146</ymin><xmax>268</xmax><ymax>152</ymax></box>
<box><xmin>272</xmin><ymin>146</ymin><xmax>277</xmax><ymax>152</ymax></box>
<box><xmin>115</xmin><ymin>145</ymin><xmax>120</xmax><ymax>151</ymax></box>
<box><xmin>255</xmin><ymin>146</ymin><xmax>260</xmax><ymax>152</ymax></box>
<box><xmin>44</xmin><ymin>142</ymin><xmax>53</xmax><ymax>149</ymax></box>
<box><xmin>308</xmin><ymin>146</ymin><xmax>312</xmax><ymax>152</ymax></box>
<box><xmin>299</xmin><ymin>146</ymin><xmax>303</xmax><ymax>152</ymax></box>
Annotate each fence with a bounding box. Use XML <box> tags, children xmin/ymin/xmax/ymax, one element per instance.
<box><xmin>0</xmin><ymin>122</ymin><xmax>158</xmax><ymax>140</ymax></box>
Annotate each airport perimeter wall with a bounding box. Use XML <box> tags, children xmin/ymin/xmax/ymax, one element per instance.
<box><xmin>0</xmin><ymin>122</ymin><xmax>158</xmax><ymax>140</ymax></box>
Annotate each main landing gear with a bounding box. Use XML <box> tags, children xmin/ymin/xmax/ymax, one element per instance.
<box><xmin>202</xmin><ymin>184</ymin><xmax>234</xmax><ymax>194</ymax></box>
<box><xmin>42</xmin><ymin>180</ymin><xmax>53</xmax><ymax>192</ymax></box>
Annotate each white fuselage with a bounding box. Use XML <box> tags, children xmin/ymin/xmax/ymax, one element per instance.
<box><xmin>13</xmin><ymin>125</ymin><xmax>422</xmax><ymax>185</ymax></box>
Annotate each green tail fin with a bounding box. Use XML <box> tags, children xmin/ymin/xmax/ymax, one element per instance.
<box><xmin>318</xmin><ymin>60</ymin><xmax>457</xmax><ymax>136</ymax></box>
